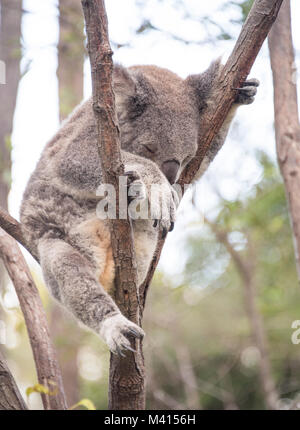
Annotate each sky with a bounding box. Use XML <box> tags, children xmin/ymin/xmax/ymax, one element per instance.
<box><xmin>7</xmin><ymin>0</ymin><xmax>300</xmax><ymax>279</ymax></box>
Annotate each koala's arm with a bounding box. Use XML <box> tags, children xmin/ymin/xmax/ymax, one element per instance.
<box><xmin>38</xmin><ymin>237</ymin><xmax>144</xmax><ymax>354</ymax></box>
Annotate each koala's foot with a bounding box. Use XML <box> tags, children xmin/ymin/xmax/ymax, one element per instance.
<box><xmin>99</xmin><ymin>313</ymin><xmax>145</xmax><ymax>356</ymax></box>
<box><xmin>234</xmin><ymin>78</ymin><xmax>259</xmax><ymax>105</ymax></box>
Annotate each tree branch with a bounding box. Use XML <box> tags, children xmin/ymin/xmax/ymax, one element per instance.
<box><xmin>141</xmin><ymin>0</ymin><xmax>284</xmax><ymax>306</ymax></box>
<box><xmin>268</xmin><ymin>0</ymin><xmax>300</xmax><ymax>280</ymax></box>
<box><xmin>0</xmin><ymin>349</ymin><xmax>27</xmax><ymax>410</ymax></box>
<box><xmin>0</xmin><ymin>209</ymin><xmax>38</xmax><ymax>261</ymax></box>
<box><xmin>0</xmin><ymin>228</ymin><xmax>67</xmax><ymax>410</ymax></box>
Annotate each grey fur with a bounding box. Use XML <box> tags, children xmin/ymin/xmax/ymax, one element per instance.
<box><xmin>20</xmin><ymin>62</ymin><xmax>258</xmax><ymax>354</ymax></box>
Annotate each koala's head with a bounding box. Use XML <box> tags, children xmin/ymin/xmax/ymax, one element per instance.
<box><xmin>113</xmin><ymin>62</ymin><xmax>219</xmax><ymax>184</ymax></box>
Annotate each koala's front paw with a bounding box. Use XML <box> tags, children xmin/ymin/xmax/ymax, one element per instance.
<box><xmin>124</xmin><ymin>170</ymin><xmax>147</xmax><ymax>203</ymax></box>
<box><xmin>99</xmin><ymin>313</ymin><xmax>145</xmax><ymax>356</ymax></box>
<box><xmin>151</xmin><ymin>183</ymin><xmax>179</xmax><ymax>238</ymax></box>
<box><xmin>234</xmin><ymin>78</ymin><xmax>259</xmax><ymax>105</ymax></box>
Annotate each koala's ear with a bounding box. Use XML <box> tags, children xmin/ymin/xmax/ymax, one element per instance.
<box><xmin>185</xmin><ymin>59</ymin><xmax>221</xmax><ymax>111</ymax></box>
<box><xmin>113</xmin><ymin>65</ymin><xmax>137</xmax><ymax>103</ymax></box>
<box><xmin>113</xmin><ymin>65</ymin><xmax>148</xmax><ymax>120</ymax></box>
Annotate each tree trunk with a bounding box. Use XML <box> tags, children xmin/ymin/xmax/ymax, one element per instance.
<box><xmin>0</xmin><ymin>0</ymin><xmax>22</xmax><ymax>331</ymax></box>
<box><xmin>57</xmin><ymin>0</ymin><xmax>84</xmax><ymax>122</ymax></box>
<box><xmin>81</xmin><ymin>0</ymin><xmax>142</xmax><ymax>410</ymax></box>
<box><xmin>0</xmin><ymin>0</ymin><xmax>22</xmax><ymax>210</ymax></box>
<box><xmin>268</xmin><ymin>0</ymin><xmax>300</xmax><ymax>280</ymax></box>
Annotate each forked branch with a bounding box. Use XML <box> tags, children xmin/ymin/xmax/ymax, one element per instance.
<box><xmin>141</xmin><ymin>0</ymin><xmax>284</xmax><ymax>305</ymax></box>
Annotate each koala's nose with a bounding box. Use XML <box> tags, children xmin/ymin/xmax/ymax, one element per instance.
<box><xmin>162</xmin><ymin>160</ymin><xmax>180</xmax><ymax>184</ymax></box>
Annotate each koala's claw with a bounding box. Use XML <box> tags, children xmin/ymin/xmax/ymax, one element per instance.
<box><xmin>99</xmin><ymin>314</ymin><xmax>145</xmax><ymax>356</ymax></box>
<box><xmin>153</xmin><ymin>220</ymin><xmax>174</xmax><ymax>238</ymax></box>
<box><xmin>127</xmin><ymin>326</ymin><xmax>144</xmax><ymax>339</ymax></box>
<box><xmin>234</xmin><ymin>78</ymin><xmax>260</xmax><ymax>105</ymax></box>
<box><xmin>162</xmin><ymin>228</ymin><xmax>168</xmax><ymax>239</ymax></box>
<box><xmin>114</xmin><ymin>345</ymin><xmax>126</xmax><ymax>357</ymax></box>
<box><xmin>123</xmin><ymin>344</ymin><xmax>137</xmax><ymax>353</ymax></box>
<box><xmin>242</xmin><ymin>78</ymin><xmax>260</xmax><ymax>87</ymax></box>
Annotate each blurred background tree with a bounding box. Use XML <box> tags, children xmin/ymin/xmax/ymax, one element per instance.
<box><xmin>0</xmin><ymin>0</ymin><xmax>22</xmax><ymax>400</ymax></box>
<box><xmin>1</xmin><ymin>0</ymin><xmax>300</xmax><ymax>410</ymax></box>
<box><xmin>50</xmin><ymin>0</ymin><xmax>85</xmax><ymax>407</ymax></box>
<box><xmin>0</xmin><ymin>0</ymin><xmax>22</xmax><ymax>211</ymax></box>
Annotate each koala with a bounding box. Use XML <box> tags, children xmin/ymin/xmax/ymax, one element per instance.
<box><xmin>20</xmin><ymin>60</ymin><xmax>259</xmax><ymax>355</ymax></box>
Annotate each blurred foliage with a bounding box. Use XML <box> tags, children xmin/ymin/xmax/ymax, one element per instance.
<box><xmin>230</xmin><ymin>0</ymin><xmax>255</xmax><ymax>22</ymax></box>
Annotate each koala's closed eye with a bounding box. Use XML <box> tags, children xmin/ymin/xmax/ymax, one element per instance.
<box><xmin>144</xmin><ymin>144</ymin><xmax>157</xmax><ymax>154</ymax></box>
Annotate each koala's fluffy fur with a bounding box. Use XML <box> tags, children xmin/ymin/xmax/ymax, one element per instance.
<box><xmin>20</xmin><ymin>61</ymin><xmax>258</xmax><ymax>354</ymax></box>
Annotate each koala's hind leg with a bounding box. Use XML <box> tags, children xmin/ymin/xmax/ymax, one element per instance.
<box><xmin>38</xmin><ymin>238</ymin><xmax>144</xmax><ymax>355</ymax></box>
